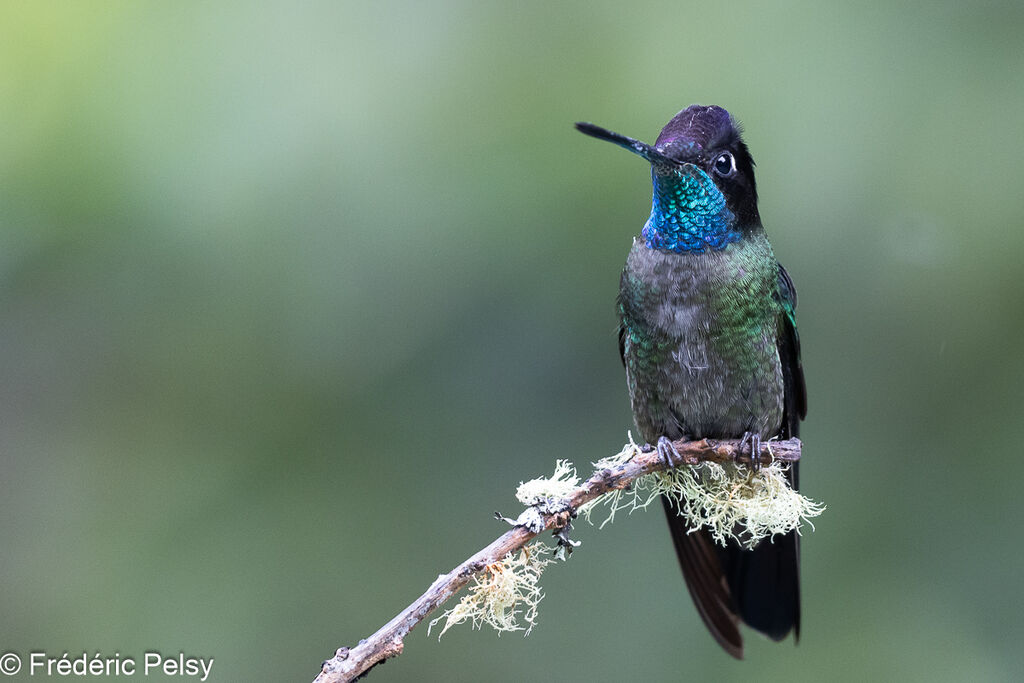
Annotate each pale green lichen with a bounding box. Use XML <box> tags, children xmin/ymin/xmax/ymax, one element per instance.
<box><xmin>515</xmin><ymin>459</ymin><xmax>579</xmax><ymax>506</ymax></box>
<box><xmin>429</xmin><ymin>542</ymin><xmax>553</xmax><ymax>638</ymax></box>
<box><xmin>580</xmin><ymin>435</ymin><xmax>824</xmax><ymax>548</ymax></box>
<box><xmin>590</xmin><ymin>434</ymin><xmax>643</xmax><ymax>471</ymax></box>
<box><xmin>659</xmin><ymin>459</ymin><xmax>823</xmax><ymax>549</ymax></box>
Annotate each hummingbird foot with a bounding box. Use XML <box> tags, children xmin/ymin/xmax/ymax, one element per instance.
<box><xmin>656</xmin><ymin>436</ymin><xmax>683</xmax><ymax>469</ymax></box>
<box><xmin>738</xmin><ymin>431</ymin><xmax>764</xmax><ymax>471</ymax></box>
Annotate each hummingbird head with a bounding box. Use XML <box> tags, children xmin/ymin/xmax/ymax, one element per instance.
<box><xmin>576</xmin><ymin>105</ymin><xmax>760</xmax><ymax>254</ymax></box>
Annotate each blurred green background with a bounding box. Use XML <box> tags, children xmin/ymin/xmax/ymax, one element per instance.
<box><xmin>2</xmin><ymin>1</ymin><xmax>1022</xmax><ymax>681</ymax></box>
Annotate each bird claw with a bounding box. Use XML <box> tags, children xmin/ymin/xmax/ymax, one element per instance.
<box><xmin>656</xmin><ymin>436</ymin><xmax>682</xmax><ymax>468</ymax></box>
<box><xmin>738</xmin><ymin>431</ymin><xmax>764</xmax><ymax>471</ymax></box>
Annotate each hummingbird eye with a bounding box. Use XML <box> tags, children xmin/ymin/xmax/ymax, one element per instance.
<box><xmin>712</xmin><ymin>152</ymin><xmax>736</xmax><ymax>177</ymax></box>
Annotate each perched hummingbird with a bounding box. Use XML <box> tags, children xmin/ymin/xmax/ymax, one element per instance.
<box><xmin>576</xmin><ymin>105</ymin><xmax>806</xmax><ymax>658</ymax></box>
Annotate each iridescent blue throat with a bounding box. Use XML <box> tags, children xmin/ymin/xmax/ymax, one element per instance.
<box><xmin>641</xmin><ymin>166</ymin><xmax>739</xmax><ymax>253</ymax></box>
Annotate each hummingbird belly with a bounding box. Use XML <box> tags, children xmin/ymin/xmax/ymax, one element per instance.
<box><xmin>619</xmin><ymin>239</ymin><xmax>784</xmax><ymax>443</ymax></box>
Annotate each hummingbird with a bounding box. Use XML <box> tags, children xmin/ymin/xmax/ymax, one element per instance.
<box><xmin>576</xmin><ymin>105</ymin><xmax>806</xmax><ymax>658</ymax></box>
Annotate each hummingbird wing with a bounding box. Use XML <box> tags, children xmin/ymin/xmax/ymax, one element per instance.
<box><xmin>776</xmin><ymin>262</ymin><xmax>807</xmax><ymax>438</ymax></box>
<box><xmin>618</xmin><ymin>325</ymin><xmax>626</xmax><ymax>368</ymax></box>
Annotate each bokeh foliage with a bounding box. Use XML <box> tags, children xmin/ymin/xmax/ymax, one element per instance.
<box><xmin>1</xmin><ymin>1</ymin><xmax>1022</xmax><ymax>681</ymax></box>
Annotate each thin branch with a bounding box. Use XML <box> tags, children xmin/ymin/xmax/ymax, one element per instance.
<box><xmin>312</xmin><ymin>436</ymin><xmax>801</xmax><ymax>683</ymax></box>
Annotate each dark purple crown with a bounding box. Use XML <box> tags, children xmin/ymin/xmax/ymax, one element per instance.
<box><xmin>654</xmin><ymin>105</ymin><xmax>738</xmax><ymax>159</ymax></box>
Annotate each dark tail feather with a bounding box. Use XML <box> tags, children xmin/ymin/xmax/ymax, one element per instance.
<box><xmin>662</xmin><ymin>491</ymin><xmax>800</xmax><ymax>655</ymax></box>
<box><xmin>716</xmin><ymin>527</ymin><xmax>801</xmax><ymax>642</ymax></box>
<box><xmin>661</xmin><ymin>498</ymin><xmax>743</xmax><ymax>659</ymax></box>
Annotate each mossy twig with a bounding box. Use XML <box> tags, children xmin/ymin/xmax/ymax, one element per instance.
<box><xmin>313</xmin><ymin>436</ymin><xmax>805</xmax><ymax>683</ymax></box>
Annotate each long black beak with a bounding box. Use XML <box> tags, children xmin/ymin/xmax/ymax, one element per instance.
<box><xmin>575</xmin><ymin>122</ymin><xmax>676</xmax><ymax>167</ymax></box>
